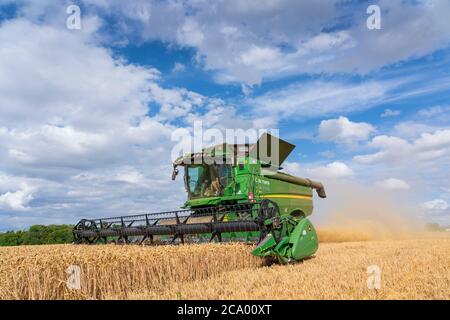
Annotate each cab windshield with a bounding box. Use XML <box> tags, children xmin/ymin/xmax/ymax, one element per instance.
<box><xmin>186</xmin><ymin>164</ymin><xmax>233</xmax><ymax>199</ymax></box>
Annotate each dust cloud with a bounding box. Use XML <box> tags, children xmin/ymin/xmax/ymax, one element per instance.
<box><xmin>312</xmin><ymin>181</ymin><xmax>426</xmax><ymax>242</ymax></box>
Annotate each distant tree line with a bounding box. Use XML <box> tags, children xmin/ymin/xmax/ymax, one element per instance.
<box><xmin>0</xmin><ymin>225</ymin><xmax>74</xmax><ymax>246</ymax></box>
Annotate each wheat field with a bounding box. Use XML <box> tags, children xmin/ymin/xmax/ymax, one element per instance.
<box><xmin>0</xmin><ymin>236</ymin><xmax>449</xmax><ymax>300</ymax></box>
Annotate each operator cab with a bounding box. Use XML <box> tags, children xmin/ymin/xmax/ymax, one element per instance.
<box><xmin>171</xmin><ymin>133</ymin><xmax>296</xmax><ymax>202</ymax></box>
<box><xmin>185</xmin><ymin>164</ymin><xmax>233</xmax><ymax>199</ymax></box>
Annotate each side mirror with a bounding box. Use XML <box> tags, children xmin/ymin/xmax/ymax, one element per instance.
<box><xmin>171</xmin><ymin>168</ymin><xmax>179</xmax><ymax>181</ymax></box>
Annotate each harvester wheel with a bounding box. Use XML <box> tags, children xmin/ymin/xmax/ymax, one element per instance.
<box><xmin>257</xmin><ymin>199</ymin><xmax>281</xmax><ymax>244</ymax></box>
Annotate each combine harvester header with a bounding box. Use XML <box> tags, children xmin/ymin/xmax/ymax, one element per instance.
<box><xmin>74</xmin><ymin>133</ymin><xmax>326</xmax><ymax>263</ymax></box>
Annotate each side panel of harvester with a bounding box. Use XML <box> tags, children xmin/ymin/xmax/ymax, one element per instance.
<box><xmin>254</xmin><ymin>175</ymin><xmax>313</xmax><ymax>218</ymax></box>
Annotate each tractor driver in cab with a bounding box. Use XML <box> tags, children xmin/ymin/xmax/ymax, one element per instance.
<box><xmin>203</xmin><ymin>163</ymin><xmax>231</xmax><ymax>197</ymax></box>
<box><xmin>204</xmin><ymin>167</ymin><xmax>221</xmax><ymax>197</ymax></box>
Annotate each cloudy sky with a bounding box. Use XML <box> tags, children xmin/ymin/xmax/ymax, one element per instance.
<box><xmin>0</xmin><ymin>0</ymin><xmax>450</xmax><ymax>230</ymax></box>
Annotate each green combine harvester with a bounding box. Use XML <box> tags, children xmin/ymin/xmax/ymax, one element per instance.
<box><xmin>73</xmin><ymin>134</ymin><xmax>326</xmax><ymax>263</ymax></box>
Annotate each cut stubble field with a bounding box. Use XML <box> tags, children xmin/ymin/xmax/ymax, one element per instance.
<box><xmin>0</xmin><ymin>234</ymin><xmax>449</xmax><ymax>300</ymax></box>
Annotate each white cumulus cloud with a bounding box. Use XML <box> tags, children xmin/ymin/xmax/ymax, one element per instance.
<box><xmin>285</xmin><ymin>161</ymin><xmax>354</xmax><ymax>180</ymax></box>
<box><xmin>0</xmin><ymin>184</ymin><xmax>35</xmax><ymax>211</ymax></box>
<box><xmin>422</xmin><ymin>199</ymin><xmax>449</xmax><ymax>211</ymax></box>
<box><xmin>354</xmin><ymin>129</ymin><xmax>450</xmax><ymax>165</ymax></box>
<box><xmin>319</xmin><ymin>116</ymin><xmax>375</xmax><ymax>145</ymax></box>
<box><xmin>376</xmin><ymin>178</ymin><xmax>410</xmax><ymax>191</ymax></box>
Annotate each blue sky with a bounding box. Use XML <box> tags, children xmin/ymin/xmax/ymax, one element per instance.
<box><xmin>0</xmin><ymin>0</ymin><xmax>450</xmax><ymax>230</ymax></box>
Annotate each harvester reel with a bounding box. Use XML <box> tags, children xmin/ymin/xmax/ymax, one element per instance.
<box><xmin>74</xmin><ymin>219</ymin><xmax>98</xmax><ymax>244</ymax></box>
